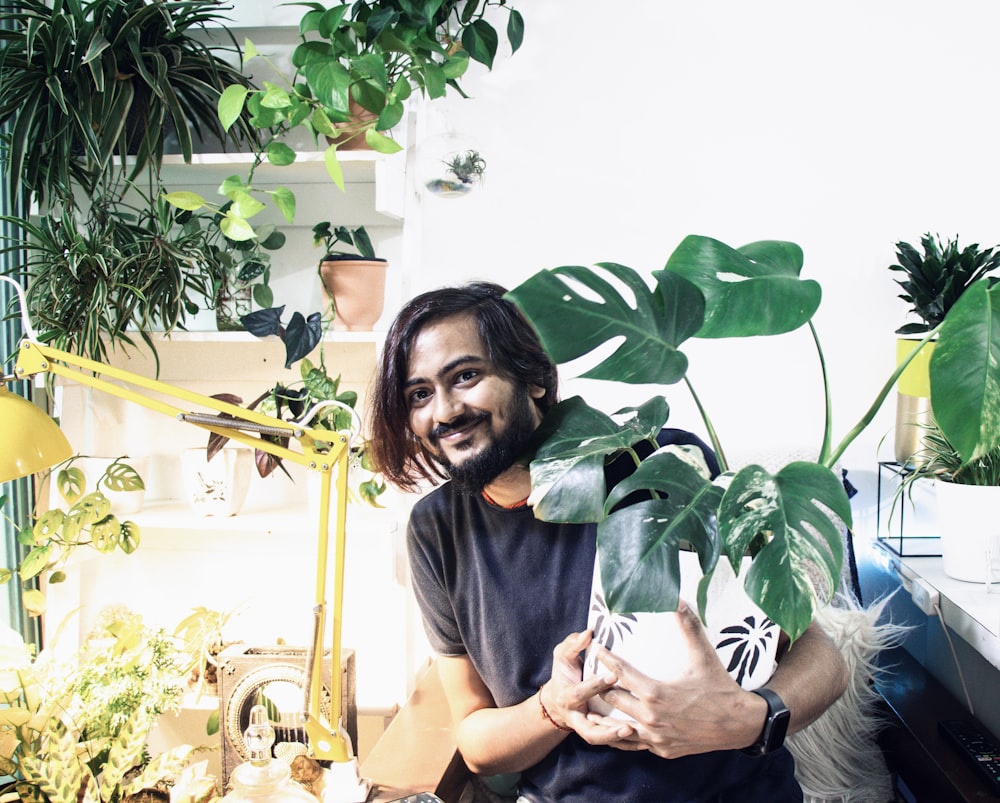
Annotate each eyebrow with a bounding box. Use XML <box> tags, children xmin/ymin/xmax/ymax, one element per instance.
<box><xmin>404</xmin><ymin>354</ymin><xmax>486</xmax><ymax>389</ymax></box>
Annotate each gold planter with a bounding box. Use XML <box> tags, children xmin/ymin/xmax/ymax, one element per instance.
<box><xmin>894</xmin><ymin>338</ymin><xmax>935</xmax><ymax>466</ymax></box>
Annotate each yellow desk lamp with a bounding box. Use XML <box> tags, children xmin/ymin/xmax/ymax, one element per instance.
<box><xmin>0</xmin><ymin>276</ymin><xmax>354</xmax><ymax>764</ymax></box>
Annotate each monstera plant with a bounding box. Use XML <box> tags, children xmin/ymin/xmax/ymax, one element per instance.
<box><xmin>507</xmin><ymin>235</ymin><xmax>1000</xmax><ymax>641</ymax></box>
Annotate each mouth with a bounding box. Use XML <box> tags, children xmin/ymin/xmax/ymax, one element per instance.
<box><xmin>431</xmin><ymin>413</ymin><xmax>488</xmax><ymax>450</ymax></box>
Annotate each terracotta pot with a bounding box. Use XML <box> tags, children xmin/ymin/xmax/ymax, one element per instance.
<box><xmin>325</xmin><ymin>100</ymin><xmax>379</xmax><ymax>151</ymax></box>
<box><xmin>318</xmin><ymin>257</ymin><xmax>388</xmax><ymax>332</ymax></box>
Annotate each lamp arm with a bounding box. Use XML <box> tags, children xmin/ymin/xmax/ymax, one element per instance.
<box><xmin>11</xmin><ymin>337</ymin><xmax>353</xmax><ymax>762</ymax></box>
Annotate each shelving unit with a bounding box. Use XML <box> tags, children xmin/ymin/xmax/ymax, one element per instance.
<box><xmin>42</xmin><ymin>114</ymin><xmax>430</xmax><ymax>772</ymax></box>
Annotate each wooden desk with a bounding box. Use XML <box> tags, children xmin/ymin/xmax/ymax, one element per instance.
<box><xmin>360</xmin><ymin>661</ymin><xmax>469</xmax><ymax>802</ymax></box>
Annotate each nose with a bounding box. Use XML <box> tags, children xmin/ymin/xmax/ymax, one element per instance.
<box><xmin>432</xmin><ymin>388</ymin><xmax>464</xmax><ymax>425</ymax></box>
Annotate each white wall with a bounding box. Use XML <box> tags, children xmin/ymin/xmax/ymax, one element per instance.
<box><xmin>403</xmin><ymin>0</ymin><xmax>1000</xmax><ymax>477</ymax></box>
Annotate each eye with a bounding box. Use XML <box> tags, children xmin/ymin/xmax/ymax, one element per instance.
<box><xmin>407</xmin><ymin>387</ymin><xmax>431</xmax><ymax>408</ymax></box>
<box><xmin>455</xmin><ymin>369</ymin><xmax>478</xmax><ymax>384</ymax></box>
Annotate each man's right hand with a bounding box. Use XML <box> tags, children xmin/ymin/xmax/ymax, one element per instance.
<box><xmin>542</xmin><ymin>630</ymin><xmax>638</xmax><ymax>745</ymax></box>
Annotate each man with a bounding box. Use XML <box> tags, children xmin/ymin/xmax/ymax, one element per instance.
<box><xmin>368</xmin><ymin>282</ymin><xmax>848</xmax><ymax>802</ymax></box>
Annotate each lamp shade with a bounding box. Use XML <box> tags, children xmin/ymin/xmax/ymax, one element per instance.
<box><xmin>0</xmin><ymin>387</ymin><xmax>72</xmax><ymax>482</ymax></box>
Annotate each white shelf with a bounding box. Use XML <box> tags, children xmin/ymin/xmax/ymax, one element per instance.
<box><xmin>877</xmin><ymin>541</ymin><xmax>1000</xmax><ymax>671</ymax></box>
<box><xmin>158</xmin><ymin>149</ymin><xmax>407</xmax><ymax>222</ymax></box>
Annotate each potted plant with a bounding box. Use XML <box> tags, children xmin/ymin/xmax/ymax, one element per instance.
<box><xmin>0</xmin><ymin>607</ymin><xmax>214</xmax><ymax>803</ymax></box>
<box><xmin>202</xmin><ymin>305</ymin><xmax>386</xmax><ymax>506</ymax></box>
<box><xmin>0</xmin><ymin>0</ymin><xmax>259</xmax><ymax>365</ymax></box>
<box><xmin>176</xmin><ymin>208</ymin><xmax>287</xmax><ymax>331</ymax></box>
<box><xmin>0</xmin><ymin>0</ymin><xmax>257</xmax><ymax>210</ymax></box>
<box><xmin>888</xmin><ymin>233</ymin><xmax>1000</xmax><ymax>465</ymax></box>
<box><xmin>897</xmin><ymin>422</ymin><xmax>1000</xmax><ymax>582</ymax></box>
<box><xmin>0</xmin><ymin>455</ymin><xmax>145</xmax><ymax>617</ymax></box>
<box><xmin>172</xmin><ymin>0</ymin><xmax>524</xmax><ymax>236</ymax></box>
<box><xmin>312</xmin><ymin>222</ymin><xmax>388</xmax><ymax>331</ymax></box>
<box><xmin>1</xmin><ymin>196</ymin><xmax>229</xmax><ymax>366</ymax></box>
<box><xmin>506</xmin><ymin>233</ymin><xmax>1000</xmax><ymax>643</ymax></box>
<box><xmin>423</xmin><ymin>148</ymin><xmax>487</xmax><ymax>197</ymax></box>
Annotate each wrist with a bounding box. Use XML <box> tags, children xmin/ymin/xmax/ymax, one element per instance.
<box><xmin>538</xmin><ymin>683</ymin><xmax>572</xmax><ymax>733</ymax></box>
<box><xmin>741</xmin><ymin>687</ymin><xmax>790</xmax><ymax>756</ymax></box>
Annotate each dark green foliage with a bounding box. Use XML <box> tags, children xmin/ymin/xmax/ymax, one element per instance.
<box><xmin>890</xmin><ymin>233</ymin><xmax>1000</xmax><ymax>335</ymax></box>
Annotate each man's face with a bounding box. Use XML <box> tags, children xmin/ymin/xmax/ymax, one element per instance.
<box><xmin>404</xmin><ymin>312</ymin><xmax>545</xmax><ymax>493</ymax></box>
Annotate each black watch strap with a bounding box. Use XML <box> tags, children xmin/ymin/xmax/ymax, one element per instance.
<box><xmin>741</xmin><ymin>687</ymin><xmax>790</xmax><ymax>756</ymax></box>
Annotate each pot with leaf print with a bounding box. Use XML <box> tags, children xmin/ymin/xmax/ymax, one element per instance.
<box><xmin>584</xmin><ymin>551</ymin><xmax>779</xmax><ymax>717</ymax></box>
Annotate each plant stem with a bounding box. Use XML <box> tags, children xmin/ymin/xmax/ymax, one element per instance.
<box><xmin>683</xmin><ymin>376</ymin><xmax>729</xmax><ymax>472</ymax></box>
<box><xmin>825</xmin><ymin>327</ymin><xmax>939</xmax><ymax>468</ymax></box>
<box><xmin>810</xmin><ymin>321</ymin><xmax>834</xmax><ymax>466</ymax></box>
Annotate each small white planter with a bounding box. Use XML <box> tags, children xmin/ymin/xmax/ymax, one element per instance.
<box><xmin>585</xmin><ymin>552</ymin><xmax>779</xmax><ymax>718</ymax></box>
<box><xmin>181</xmin><ymin>447</ymin><xmax>254</xmax><ymax>517</ymax></box>
<box><xmin>936</xmin><ymin>480</ymin><xmax>1000</xmax><ymax>583</ymax></box>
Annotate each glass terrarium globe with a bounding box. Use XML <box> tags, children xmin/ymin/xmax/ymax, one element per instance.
<box><xmin>414</xmin><ymin>132</ymin><xmax>486</xmax><ymax>199</ymax></box>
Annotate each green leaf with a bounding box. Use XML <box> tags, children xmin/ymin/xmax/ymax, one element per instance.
<box><xmin>598</xmin><ymin>456</ymin><xmax>724</xmax><ymax>614</ymax></box>
<box><xmin>244</xmin><ymin>38</ymin><xmax>260</xmax><ymax>61</ymax></box>
<box><xmin>56</xmin><ymin>466</ymin><xmax>86</xmax><ymax>504</ymax></box>
<box><xmin>90</xmin><ymin>517</ymin><xmax>120</xmax><ymax>553</ymax></box>
<box><xmin>270</xmin><ymin>186</ymin><xmax>297</xmax><ymax>222</ymax></box>
<box><xmin>462</xmin><ymin>19</ymin><xmax>499</xmax><ymax>69</ymax></box>
<box><xmin>220</xmin><ymin>213</ymin><xmax>257</xmax><ymax>242</ymax></box>
<box><xmin>324</xmin><ymin>145</ymin><xmax>345</xmax><ymax>190</ymax></box>
<box><xmin>663</xmin><ymin>235</ymin><xmax>820</xmax><ymax>338</ymax></box>
<box><xmin>69</xmin><ymin>492</ymin><xmax>111</xmax><ymax>526</ymax></box>
<box><xmin>19</xmin><ymin>543</ymin><xmax>53</xmax><ymax>582</ymax></box>
<box><xmin>163</xmin><ymin>191</ymin><xmax>207</xmax><ymax>211</ymax></box>
<box><xmin>266</xmin><ymin>141</ymin><xmax>297</xmax><ymax>167</ymax></box>
<box><xmin>103</xmin><ymin>462</ymin><xmax>145</xmax><ymax>493</ymax></box>
<box><xmin>930</xmin><ymin>279</ymin><xmax>1000</xmax><ymax>464</ymax></box>
<box><xmin>21</xmin><ymin>589</ymin><xmax>45</xmax><ymax>617</ymax></box>
<box><xmin>508</xmin><ymin>10</ymin><xmax>525</xmax><ymax>52</ymax></box>
<box><xmin>119</xmin><ymin>521</ymin><xmax>140</xmax><ymax>554</ymax></box>
<box><xmin>206</xmin><ymin>709</ymin><xmax>220</xmax><ymax>735</ymax></box>
<box><xmin>364</xmin><ymin>128</ymin><xmax>403</xmax><ymax>154</ymax></box>
<box><xmin>506</xmin><ymin>264</ymin><xmax>702</xmax><ymax>385</ymax></box>
<box><xmin>218</xmin><ymin>84</ymin><xmax>249</xmax><ymax>131</ymax></box>
<box><xmin>528</xmin><ymin>397</ymin><xmax>669</xmax><ymax>522</ymax></box>
<box><xmin>231</xmin><ymin>192</ymin><xmax>266</xmax><ymax>220</ymax></box>
<box><xmin>719</xmin><ymin>462</ymin><xmax>848</xmax><ymax>641</ymax></box>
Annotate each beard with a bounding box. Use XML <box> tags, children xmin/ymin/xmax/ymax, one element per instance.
<box><xmin>431</xmin><ymin>386</ymin><xmax>539</xmax><ymax>495</ymax></box>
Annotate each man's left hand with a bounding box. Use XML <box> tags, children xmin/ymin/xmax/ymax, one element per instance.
<box><xmin>585</xmin><ymin>600</ymin><xmax>766</xmax><ymax>758</ymax></box>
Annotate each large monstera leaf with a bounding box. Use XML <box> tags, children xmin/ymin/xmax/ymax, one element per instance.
<box><xmin>662</xmin><ymin>235</ymin><xmax>821</xmax><ymax>338</ymax></box>
<box><xmin>528</xmin><ymin>396</ymin><xmax>671</xmax><ymax>522</ymax></box>
<box><xmin>719</xmin><ymin>462</ymin><xmax>850</xmax><ymax>641</ymax></box>
<box><xmin>930</xmin><ymin>278</ymin><xmax>1000</xmax><ymax>464</ymax></box>
<box><xmin>506</xmin><ymin>264</ymin><xmax>704</xmax><ymax>384</ymax></box>
<box><xmin>597</xmin><ymin>451</ymin><xmax>724</xmax><ymax>614</ymax></box>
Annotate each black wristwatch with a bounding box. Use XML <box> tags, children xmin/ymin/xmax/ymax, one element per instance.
<box><xmin>741</xmin><ymin>688</ymin><xmax>790</xmax><ymax>756</ymax></box>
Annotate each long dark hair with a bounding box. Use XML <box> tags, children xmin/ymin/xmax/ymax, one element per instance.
<box><xmin>368</xmin><ymin>282</ymin><xmax>559</xmax><ymax>491</ymax></box>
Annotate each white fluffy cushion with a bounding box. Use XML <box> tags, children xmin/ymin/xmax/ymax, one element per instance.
<box><xmin>788</xmin><ymin>593</ymin><xmax>906</xmax><ymax>803</ymax></box>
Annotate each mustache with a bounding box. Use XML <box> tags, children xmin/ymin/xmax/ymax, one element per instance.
<box><xmin>429</xmin><ymin>411</ymin><xmax>489</xmax><ymax>443</ymax></box>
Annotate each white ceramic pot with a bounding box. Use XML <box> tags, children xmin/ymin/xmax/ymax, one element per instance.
<box><xmin>181</xmin><ymin>447</ymin><xmax>254</xmax><ymax>517</ymax></box>
<box><xmin>936</xmin><ymin>479</ymin><xmax>1000</xmax><ymax>583</ymax></box>
<box><xmin>584</xmin><ymin>551</ymin><xmax>779</xmax><ymax>718</ymax></box>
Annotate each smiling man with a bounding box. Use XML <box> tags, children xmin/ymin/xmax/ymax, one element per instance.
<box><xmin>368</xmin><ymin>282</ymin><xmax>848</xmax><ymax>802</ymax></box>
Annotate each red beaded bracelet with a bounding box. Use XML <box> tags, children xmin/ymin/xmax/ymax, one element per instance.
<box><xmin>538</xmin><ymin>684</ymin><xmax>573</xmax><ymax>732</ymax></box>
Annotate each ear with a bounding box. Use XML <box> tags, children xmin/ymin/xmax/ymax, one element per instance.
<box><xmin>529</xmin><ymin>384</ymin><xmax>547</xmax><ymax>400</ymax></box>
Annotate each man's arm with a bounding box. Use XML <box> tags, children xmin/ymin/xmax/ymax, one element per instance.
<box><xmin>584</xmin><ymin>600</ymin><xmax>849</xmax><ymax>759</ymax></box>
<box><xmin>435</xmin><ymin>633</ymin><xmax>632</xmax><ymax>776</ymax></box>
